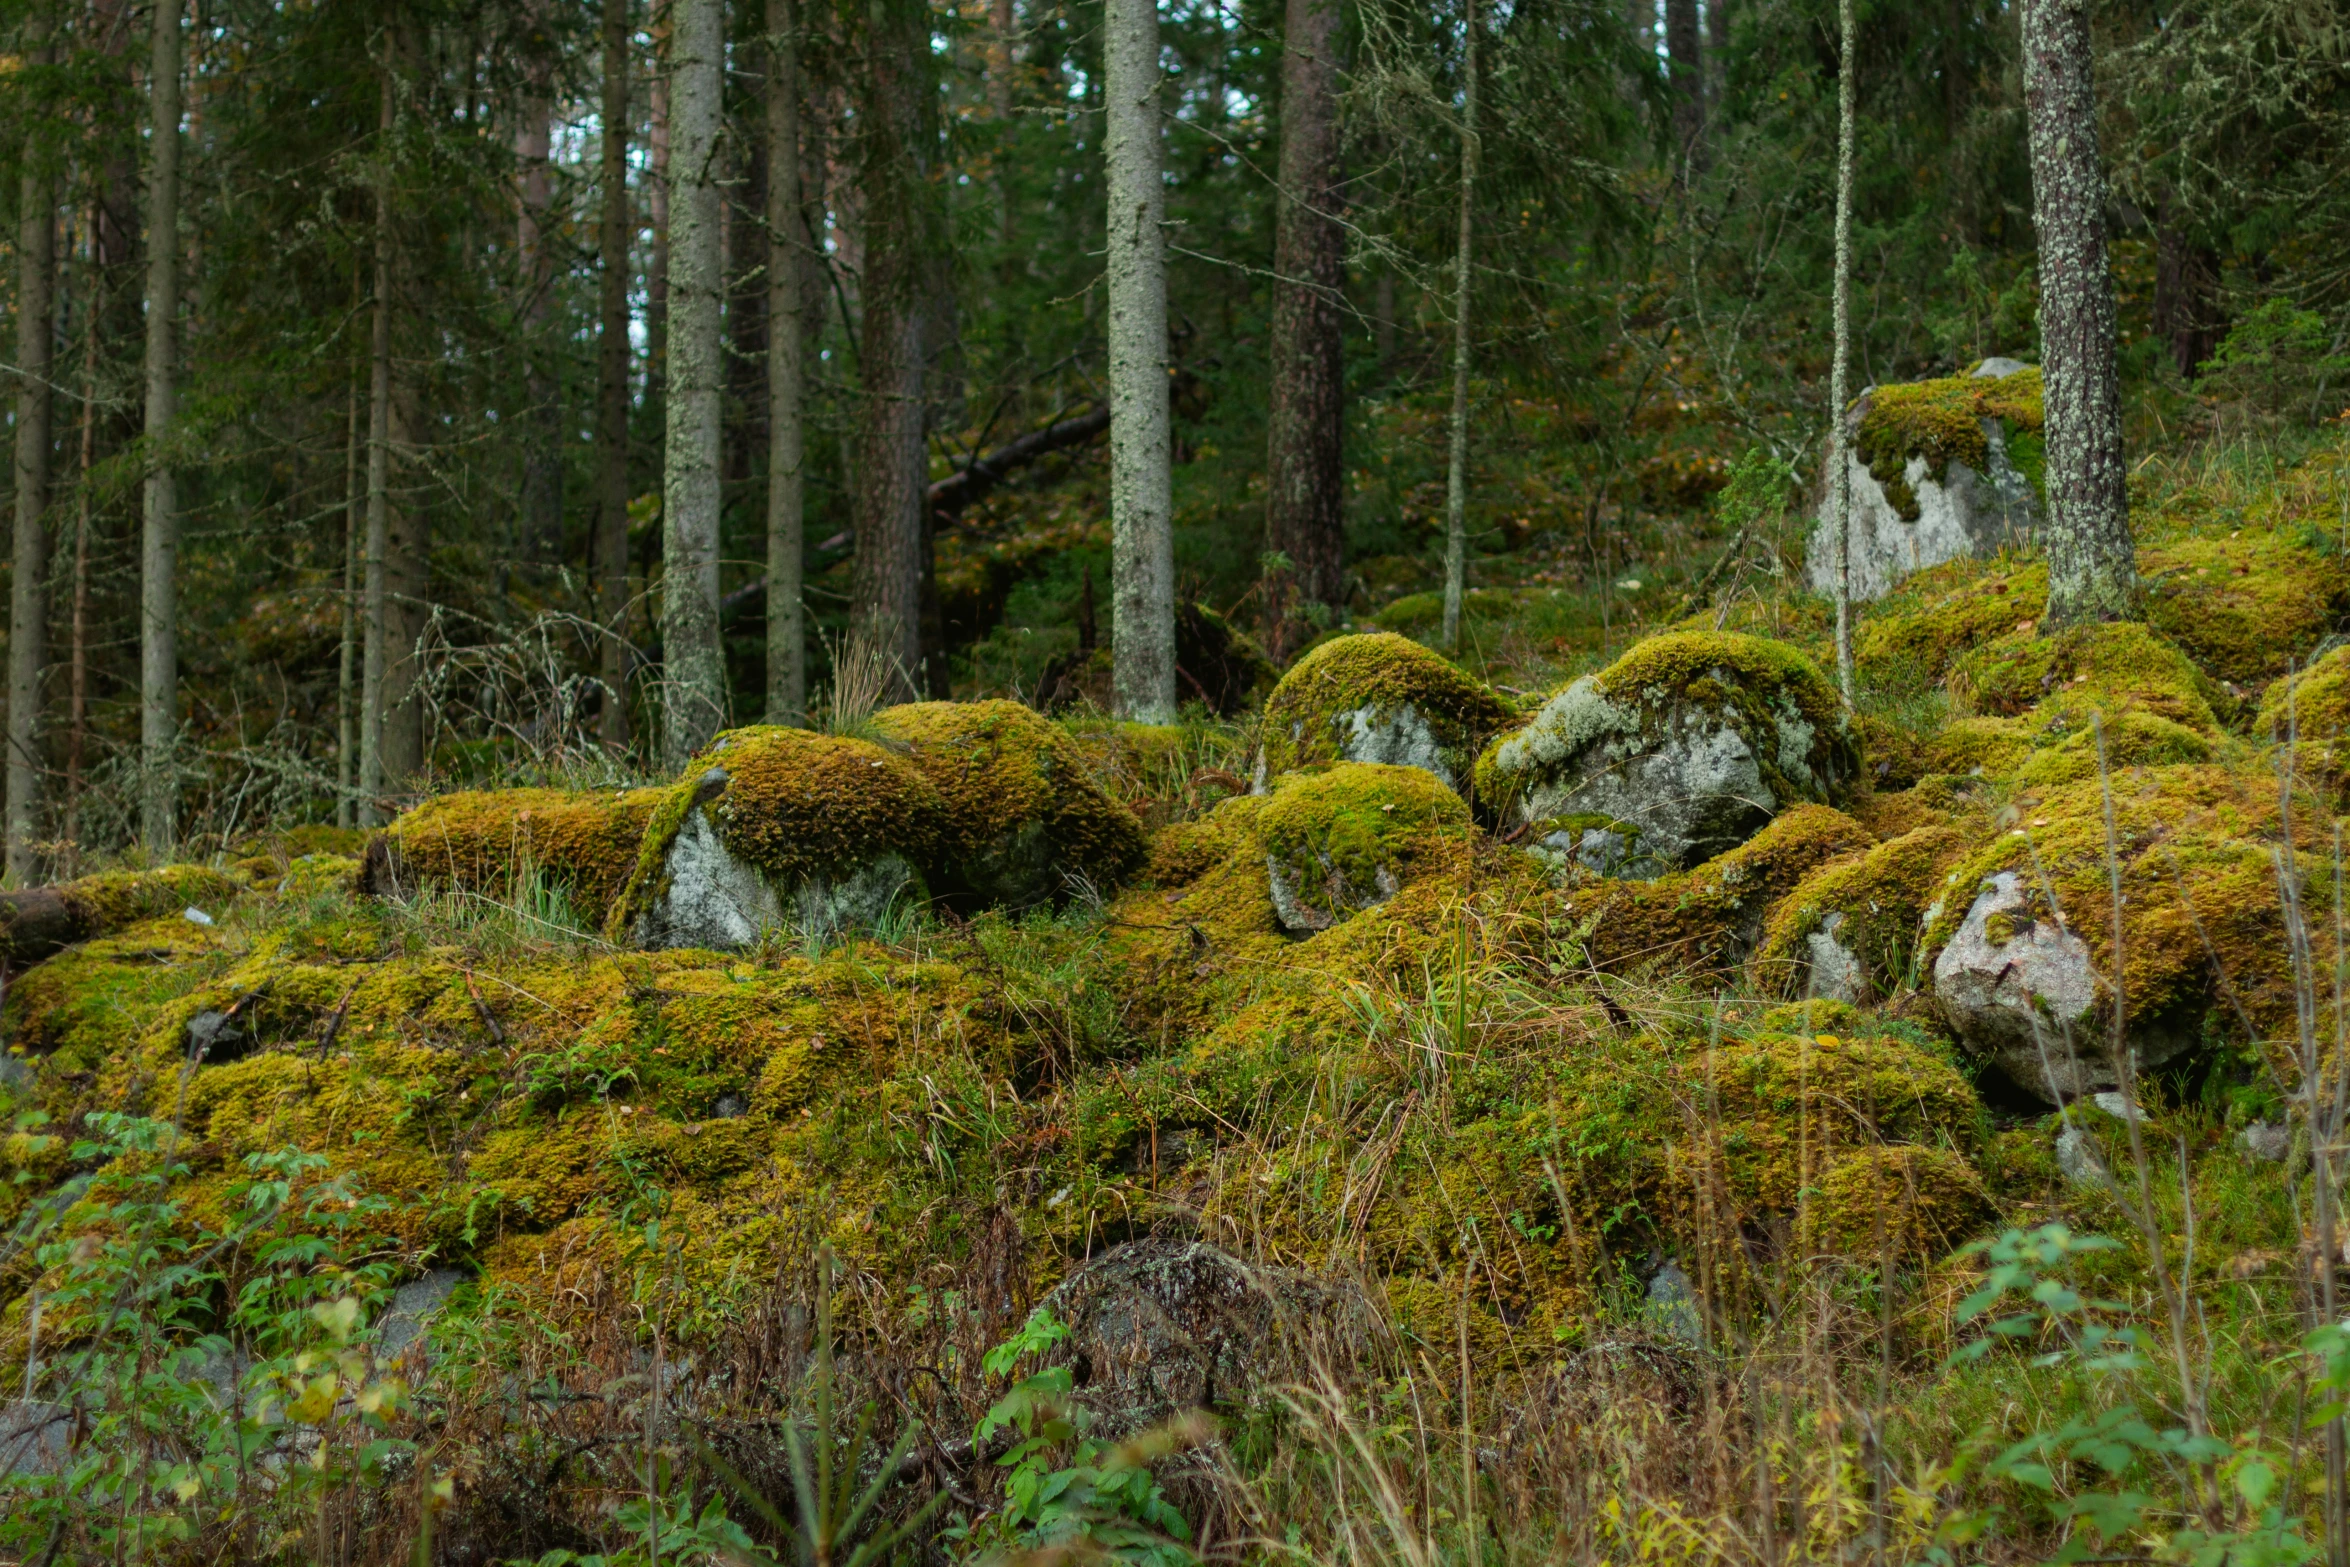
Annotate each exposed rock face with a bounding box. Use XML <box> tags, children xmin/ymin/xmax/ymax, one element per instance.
<box><xmin>1043</xmin><ymin>1238</ymin><xmax>1374</xmax><ymax>1437</ymax></box>
<box><xmin>1803</xmin><ymin>912</ymin><xmax>1866</xmax><ymax>1004</ymax></box>
<box><xmin>1808</xmin><ymin>359</ymin><xmax>2044</xmax><ymax>602</ymax></box>
<box><xmin>1932</xmin><ymin>870</ymin><xmax>2111</xmax><ymax>1098</ymax></box>
<box><xmin>1477</xmin><ymin>633</ymin><xmax>1857</xmax><ymax>875</ymax></box>
<box><xmin>1255</xmin><ymin>632</ymin><xmax>1515</xmax><ymax>796</ymax></box>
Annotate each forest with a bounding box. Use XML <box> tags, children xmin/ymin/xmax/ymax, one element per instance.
<box><xmin>0</xmin><ymin>0</ymin><xmax>2349</xmax><ymax>1561</ymax></box>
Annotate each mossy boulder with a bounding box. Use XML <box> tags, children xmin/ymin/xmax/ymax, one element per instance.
<box><xmin>1576</xmin><ymin>804</ymin><xmax>1874</xmax><ymax>979</ymax></box>
<box><xmin>1922</xmin><ymin>764</ymin><xmax>2326</xmax><ymax>1101</ymax></box>
<box><xmin>1255</xmin><ymin>632</ymin><xmax>1515</xmax><ymax>795</ymax></box>
<box><xmin>869</xmin><ymin>699</ymin><xmax>1145</xmax><ymax>909</ymax></box>
<box><xmin>1256</xmin><ymin>762</ymin><xmax>1472</xmax><ymax>934</ymax></box>
<box><xmin>1750</xmin><ymin>825</ymin><xmax>1968</xmax><ymax>1003</ymax></box>
<box><xmin>360</xmin><ymin>785</ymin><xmax>667</xmax><ymax>926</ymax></box>
<box><xmin>1810</xmin><ymin>363</ymin><xmax>2044</xmax><ymax>601</ymax></box>
<box><xmin>2255</xmin><ymin>646</ymin><xmax>2350</xmax><ymax>804</ymax></box>
<box><xmin>2141</xmin><ymin>530</ymin><xmax>2350</xmax><ymax>689</ymax></box>
<box><xmin>1811</xmin><ymin>1144</ymin><xmax>1995</xmax><ymax>1263</ymax></box>
<box><xmin>608</xmin><ymin>728</ymin><xmax>945</xmax><ymax>949</ymax></box>
<box><xmin>1951</xmin><ymin>620</ymin><xmax>2226</xmax><ymax>733</ymax></box>
<box><xmin>1922</xmin><ymin>689</ymin><xmax>2234</xmax><ymax>788</ymax></box>
<box><xmin>0</xmin><ymin>863</ymin><xmax>242</xmax><ymax>969</ymax></box>
<box><xmin>1856</xmin><ymin>557</ymin><xmax>2048</xmax><ymax>684</ymax></box>
<box><xmin>1477</xmin><ymin>632</ymin><xmax>1859</xmax><ymax>874</ymax></box>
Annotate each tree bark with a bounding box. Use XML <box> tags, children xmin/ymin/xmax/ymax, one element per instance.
<box><xmin>852</xmin><ymin>0</ymin><xmax>937</xmax><ymax>701</ymax></box>
<box><xmin>598</xmin><ymin>0</ymin><xmax>635</xmax><ymax>748</ymax></box>
<box><xmin>1262</xmin><ymin>0</ymin><xmax>1345</xmax><ymax>665</ymax></box>
<box><xmin>516</xmin><ymin>6</ymin><xmax>561</xmax><ymax>572</ymax></box>
<box><xmin>360</xmin><ymin>68</ymin><xmax>396</xmax><ymax>826</ymax></box>
<box><xmin>1706</xmin><ymin>0</ymin><xmax>1728</xmax><ymax>115</ymax></box>
<box><xmin>139</xmin><ymin>0</ymin><xmax>182</xmax><ymax>854</ymax></box>
<box><xmin>10</xmin><ymin>121</ymin><xmax>54</xmax><ymax>883</ymax></box>
<box><xmin>2153</xmin><ymin>192</ymin><xmax>2222</xmax><ymax>381</ymax></box>
<box><xmin>1439</xmin><ymin>0</ymin><xmax>1479</xmax><ymax>655</ymax></box>
<box><xmin>2022</xmin><ymin>0</ymin><xmax>2133</xmax><ymax>627</ymax></box>
<box><xmin>766</xmin><ymin>0</ymin><xmax>809</xmax><ymax>724</ymax></box>
<box><xmin>660</xmin><ymin>0</ymin><xmax>727</xmax><ymax>771</ymax></box>
<box><xmin>647</xmin><ymin>33</ymin><xmax>672</xmax><ymax>404</ymax></box>
<box><xmin>1106</xmin><ymin>0</ymin><xmax>1174</xmax><ymax>722</ymax></box>
<box><xmin>338</xmin><ymin>344</ymin><xmax>360</xmax><ymax>829</ymax></box>
<box><xmin>1665</xmin><ymin>0</ymin><xmax>1704</xmax><ymax>172</ymax></box>
<box><xmin>1829</xmin><ymin>0</ymin><xmax>1856</xmax><ymax>705</ymax></box>
<box><xmin>65</xmin><ymin>217</ymin><xmax>96</xmax><ymax>868</ymax></box>
<box><xmin>382</xmin><ymin>378</ymin><xmax>428</xmax><ymax>789</ymax></box>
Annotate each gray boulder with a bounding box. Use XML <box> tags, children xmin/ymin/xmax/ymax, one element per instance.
<box><xmin>1808</xmin><ymin>358</ymin><xmax>2043</xmax><ymax>602</ymax></box>
<box><xmin>1932</xmin><ymin>871</ymin><xmax>2107</xmax><ymax>1098</ymax></box>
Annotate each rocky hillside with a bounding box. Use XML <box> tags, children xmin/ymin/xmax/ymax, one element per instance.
<box><xmin>5</xmin><ymin>420</ymin><xmax>2350</xmax><ymax>1563</ymax></box>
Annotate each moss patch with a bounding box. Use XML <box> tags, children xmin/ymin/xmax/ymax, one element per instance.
<box><xmin>2142</xmin><ymin>531</ymin><xmax>2350</xmax><ymax>689</ymax></box>
<box><xmin>1951</xmin><ymin>621</ymin><xmax>2227</xmax><ymax>734</ymax></box>
<box><xmin>366</xmin><ymin>786</ymin><xmax>665</xmax><ymax>925</ymax></box>
<box><xmin>1854</xmin><ymin>368</ymin><xmax>2043</xmax><ymax>522</ymax></box>
<box><xmin>1257</xmin><ymin>632</ymin><xmax>1516</xmax><ymax>791</ymax></box>
<box><xmin>1257</xmin><ymin>762</ymin><xmax>1472</xmax><ymax>931</ymax></box>
<box><xmin>1750</xmin><ymin>825</ymin><xmax>1967</xmax><ymax>1001</ymax></box>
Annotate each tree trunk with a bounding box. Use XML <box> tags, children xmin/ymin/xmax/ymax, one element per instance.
<box><xmin>1706</xmin><ymin>0</ymin><xmax>1728</xmax><ymax>114</ymax></box>
<box><xmin>766</xmin><ymin>0</ymin><xmax>809</xmax><ymax>724</ymax></box>
<box><xmin>360</xmin><ymin>69</ymin><xmax>395</xmax><ymax>826</ymax></box>
<box><xmin>598</xmin><ymin>0</ymin><xmax>635</xmax><ymax>748</ymax></box>
<box><xmin>1829</xmin><ymin>0</ymin><xmax>1856</xmax><ymax>705</ymax></box>
<box><xmin>1665</xmin><ymin>0</ymin><xmax>1704</xmax><ymax>172</ymax></box>
<box><xmin>65</xmin><ymin>221</ymin><xmax>96</xmax><ymax>869</ymax></box>
<box><xmin>382</xmin><ymin>379</ymin><xmax>428</xmax><ymax>790</ymax></box>
<box><xmin>852</xmin><ymin>0</ymin><xmax>936</xmax><ymax>701</ymax></box>
<box><xmin>2022</xmin><ymin>0</ymin><xmax>2133</xmax><ymax>627</ymax></box>
<box><xmin>1106</xmin><ymin>0</ymin><xmax>1174</xmax><ymax>722</ymax></box>
<box><xmin>10</xmin><ymin>135</ymin><xmax>54</xmax><ymax>883</ymax></box>
<box><xmin>660</xmin><ymin>0</ymin><xmax>727</xmax><ymax>771</ymax></box>
<box><xmin>2153</xmin><ymin>192</ymin><xmax>2222</xmax><ymax>381</ymax></box>
<box><xmin>988</xmin><ymin>0</ymin><xmax>1016</xmax><ymax>247</ymax></box>
<box><xmin>647</xmin><ymin>36</ymin><xmax>672</xmax><ymax>404</ymax></box>
<box><xmin>1439</xmin><ymin>0</ymin><xmax>1479</xmax><ymax>655</ymax></box>
<box><xmin>140</xmin><ymin>0</ymin><xmax>182</xmax><ymax>855</ymax></box>
<box><xmin>338</xmin><ymin>347</ymin><xmax>360</xmax><ymax>829</ymax></box>
<box><xmin>1262</xmin><ymin>0</ymin><xmax>1345</xmax><ymax>665</ymax></box>
<box><xmin>516</xmin><ymin>10</ymin><xmax>561</xmax><ymax>572</ymax></box>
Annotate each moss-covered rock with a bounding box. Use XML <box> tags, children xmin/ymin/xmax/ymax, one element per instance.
<box><xmin>1811</xmin><ymin>1144</ymin><xmax>1995</xmax><ymax>1262</ymax></box>
<box><xmin>0</xmin><ymin>862</ymin><xmax>243</xmax><ymax>969</ymax></box>
<box><xmin>1478</xmin><ymin>632</ymin><xmax>1859</xmax><ymax>873</ymax></box>
<box><xmin>1256</xmin><ymin>632</ymin><xmax>1516</xmax><ymax>795</ymax></box>
<box><xmin>608</xmin><ymin>727</ymin><xmax>945</xmax><ymax>949</ymax></box>
<box><xmin>1576</xmin><ymin>803</ymin><xmax>1875</xmax><ymax>979</ymax></box>
<box><xmin>2254</xmin><ymin>646</ymin><xmax>2350</xmax><ymax>805</ymax></box>
<box><xmin>1856</xmin><ymin>557</ymin><xmax>2047</xmax><ymax>683</ymax></box>
<box><xmin>1750</xmin><ymin>825</ymin><xmax>1967</xmax><ymax>1003</ymax></box>
<box><xmin>361</xmin><ymin>786</ymin><xmax>666</xmax><ymax>926</ymax></box>
<box><xmin>1950</xmin><ymin>620</ymin><xmax>2227</xmax><ymax>733</ymax></box>
<box><xmin>1256</xmin><ymin>762</ymin><xmax>1472</xmax><ymax>934</ymax></box>
<box><xmin>2142</xmin><ymin>530</ymin><xmax>2350</xmax><ymax>689</ymax></box>
<box><xmin>1921</xmin><ymin>764</ymin><xmax>2328</xmax><ymax>1100</ymax></box>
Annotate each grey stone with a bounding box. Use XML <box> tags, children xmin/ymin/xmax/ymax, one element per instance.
<box><xmin>1644</xmin><ymin>1262</ymin><xmax>1702</xmax><ymax>1345</ymax></box>
<box><xmin>1806</xmin><ymin>367</ymin><xmax>2042</xmax><ymax>603</ymax></box>
<box><xmin>185</xmin><ymin>1008</ymin><xmax>244</xmax><ymax>1061</ymax></box>
<box><xmin>712</xmin><ymin>1092</ymin><xmax>749</xmax><ymax>1120</ymax></box>
<box><xmin>378</xmin><ymin>1269</ymin><xmax>466</xmax><ymax>1364</ymax></box>
<box><xmin>1331</xmin><ymin>703</ymin><xmax>1458</xmax><ymax>790</ymax></box>
<box><xmin>630</xmin><ymin>803</ymin><xmax>919</xmax><ymax>952</ymax></box>
<box><xmin>1804</xmin><ymin>911</ymin><xmax>1867</xmax><ymax>1005</ymax></box>
<box><xmin>2089</xmin><ymin>1091</ymin><xmax>2143</xmax><ymax>1124</ymax></box>
<box><xmin>2055</xmin><ymin>1124</ymin><xmax>2110</xmax><ymax>1190</ymax></box>
<box><xmin>1527</xmin><ymin>821</ymin><xmax>1671</xmax><ymax>883</ymax></box>
<box><xmin>1265</xmin><ymin>852</ymin><xmax>1401</xmax><ymax>935</ymax></box>
<box><xmin>2241</xmin><ymin>1121</ymin><xmax>2293</xmax><ymax>1163</ymax></box>
<box><xmin>0</xmin><ymin>1399</ymin><xmax>70</xmax><ymax>1476</ymax></box>
<box><xmin>1932</xmin><ymin>872</ymin><xmax>2106</xmax><ymax>1099</ymax></box>
<box><xmin>1043</xmin><ymin>1238</ymin><xmax>1373</xmax><ymax>1437</ymax></box>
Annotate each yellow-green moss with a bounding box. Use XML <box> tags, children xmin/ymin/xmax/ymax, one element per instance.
<box><xmin>1951</xmin><ymin>620</ymin><xmax>2227</xmax><ymax>733</ymax></box>
<box><xmin>1750</xmin><ymin>825</ymin><xmax>1967</xmax><ymax>1000</ymax></box>
<box><xmin>1854</xmin><ymin>368</ymin><xmax>2043</xmax><ymax>522</ymax></box>
<box><xmin>870</xmin><ymin>698</ymin><xmax>1145</xmax><ymax>905</ymax></box>
<box><xmin>2142</xmin><ymin>532</ymin><xmax>2350</xmax><ymax>688</ymax></box>
<box><xmin>372</xmin><ymin>786</ymin><xmax>665</xmax><ymax>924</ymax></box>
<box><xmin>1810</xmin><ymin>1144</ymin><xmax>1995</xmax><ymax>1262</ymax></box>
<box><xmin>1258</xmin><ymin>631</ymin><xmax>1516</xmax><ymax>787</ymax></box>
<box><xmin>1257</xmin><ymin>762</ymin><xmax>1472</xmax><ymax>928</ymax></box>
<box><xmin>2254</xmin><ymin>646</ymin><xmax>2350</xmax><ymax>806</ymax></box>
<box><xmin>1856</xmin><ymin>557</ymin><xmax>2048</xmax><ymax>684</ymax></box>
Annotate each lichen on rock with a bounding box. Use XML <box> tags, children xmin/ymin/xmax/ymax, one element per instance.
<box><xmin>1256</xmin><ymin>631</ymin><xmax>1516</xmax><ymax>794</ymax></box>
<box><xmin>1478</xmin><ymin>632</ymin><xmax>1858</xmax><ymax>873</ymax></box>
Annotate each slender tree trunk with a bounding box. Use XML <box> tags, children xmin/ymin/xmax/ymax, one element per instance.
<box><xmin>516</xmin><ymin>9</ymin><xmax>561</xmax><ymax>572</ymax></box>
<box><xmin>139</xmin><ymin>0</ymin><xmax>182</xmax><ymax>855</ymax></box>
<box><xmin>1706</xmin><ymin>0</ymin><xmax>1728</xmax><ymax>118</ymax></box>
<box><xmin>360</xmin><ymin>71</ymin><xmax>395</xmax><ymax>826</ymax></box>
<box><xmin>1829</xmin><ymin>0</ymin><xmax>1856</xmax><ymax>705</ymax></box>
<box><xmin>2154</xmin><ymin>191</ymin><xmax>2221</xmax><ymax>381</ymax></box>
<box><xmin>598</xmin><ymin>0</ymin><xmax>635</xmax><ymax>748</ymax></box>
<box><xmin>852</xmin><ymin>0</ymin><xmax>936</xmax><ymax>700</ymax></box>
<box><xmin>382</xmin><ymin>378</ymin><xmax>428</xmax><ymax>788</ymax></box>
<box><xmin>65</xmin><ymin>222</ymin><xmax>96</xmax><ymax>869</ymax></box>
<box><xmin>648</xmin><ymin>38</ymin><xmax>672</xmax><ymax>403</ymax></box>
<box><xmin>10</xmin><ymin>130</ymin><xmax>55</xmax><ymax>883</ymax></box>
<box><xmin>988</xmin><ymin>0</ymin><xmax>1016</xmax><ymax>248</ymax></box>
<box><xmin>1665</xmin><ymin>0</ymin><xmax>1704</xmax><ymax>173</ymax></box>
<box><xmin>1262</xmin><ymin>0</ymin><xmax>1345</xmax><ymax>664</ymax></box>
<box><xmin>766</xmin><ymin>0</ymin><xmax>809</xmax><ymax>724</ymax></box>
<box><xmin>1439</xmin><ymin>0</ymin><xmax>1479</xmax><ymax>654</ymax></box>
<box><xmin>660</xmin><ymin>0</ymin><xmax>727</xmax><ymax>770</ymax></box>
<box><xmin>338</xmin><ymin>351</ymin><xmax>360</xmax><ymax>829</ymax></box>
<box><xmin>2022</xmin><ymin>0</ymin><xmax>2133</xmax><ymax>627</ymax></box>
<box><xmin>1106</xmin><ymin>0</ymin><xmax>1174</xmax><ymax>721</ymax></box>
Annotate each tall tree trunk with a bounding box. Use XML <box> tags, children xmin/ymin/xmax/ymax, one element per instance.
<box><xmin>660</xmin><ymin>0</ymin><xmax>727</xmax><ymax>770</ymax></box>
<box><xmin>139</xmin><ymin>0</ymin><xmax>182</xmax><ymax>855</ymax></box>
<box><xmin>360</xmin><ymin>69</ymin><xmax>395</xmax><ymax>826</ymax></box>
<box><xmin>852</xmin><ymin>0</ymin><xmax>936</xmax><ymax>700</ymax></box>
<box><xmin>647</xmin><ymin>37</ymin><xmax>672</xmax><ymax>404</ymax></box>
<box><xmin>1829</xmin><ymin>0</ymin><xmax>1856</xmax><ymax>705</ymax></box>
<box><xmin>338</xmin><ymin>348</ymin><xmax>360</xmax><ymax>829</ymax></box>
<box><xmin>1106</xmin><ymin>0</ymin><xmax>1174</xmax><ymax>721</ymax></box>
<box><xmin>766</xmin><ymin>0</ymin><xmax>809</xmax><ymax>724</ymax></box>
<box><xmin>516</xmin><ymin>8</ymin><xmax>561</xmax><ymax>572</ymax></box>
<box><xmin>10</xmin><ymin>124</ymin><xmax>54</xmax><ymax>883</ymax></box>
<box><xmin>1706</xmin><ymin>0</ymin><xmax>1728</xmax><ymax>115</ymax></box>
<box><xmin>2153</xmin><ymin>192</ymin><xmax>2222</xmax><ymax>381</ymax></box>
<box><xmin>1665</xmin><ymin>0</ymin><xmax>1704</xmax><ymax>173</ymax></box>
<box><xmin>382</xmin><ymin>379</ymin><xmax>428</xmax><ymax>790</ymax></box>
<box><xmin>598</xmin><ymin>0</ymin><xmax>635</xmax><ymax>748</ymax></box>
<box><xmin>2022</xmin><ymin>0</ymin><xmax>2133</xmax><ymax>627</ymax></box>
<box><xmin>1439</xmin><ymin>0</ymin><xmax>1479</xmax><ymax>655</ymax></box>
<box><xmin>987</xmin><ymin>0</ymin><xmax>1016</xmax><ymax>247</ymax></box>
<box><xmin>65</xmin><ymin>216</ymin><xmax>96</xmax><ymax>868</ymax></box>
<box><xmin>1262</xmin><ymin>0</ymin><xmax>1345</xmax><ymax>665</ymax></box>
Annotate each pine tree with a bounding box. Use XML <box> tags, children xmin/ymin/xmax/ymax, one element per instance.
<box><xmin>765</xmin><ymin>0</ymin><xmax>809</xmax><ymax>724</ymax></box>
<box><xmin>139</xmin><ymin>0</ymin><xmax>183</xmax><ymax>851</ymax></box>
<box><xmin>1105</xmin><ymin>0</ymin><xmax>1174</xmax><ymax>721</ymax></box>
<box><xmin>597</xmin><ymin>0</ymin><xmax>635</xmax><ymax>747</ymax></box>
<box><xmin>1829</xmin><ymin>0</ymin><xmax>1857</xmax><ymax>704</ymax></box>
<box><xmin>1439</xmin><ymin>0</ymin><xmax>1480</xmax><ymax>654</ymax></box>
<box><xmin>8</xmin><ymin>48</ymin><xmax>53</xmax><ymax>884</ymax></box>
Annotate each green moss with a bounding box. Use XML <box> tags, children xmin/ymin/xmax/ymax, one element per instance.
<box><xmin>1952</xmin><ymin>621</ymin><xmax>2227</xmax><ymax>733</ymax></box>
<box><xmin>1854</xmin><ymin>368</ymin><xmax>2043</xmax><ymax>522</ymax></box>
<box><xmin>870</xmin><ymin>698</ymin><xmax>1145</xmax><ymax>906</ymax></box>
<box><xmin>1750</xmin><ymin>824</ymin><xmax>1967</xmax><ymax>1000</ymax></box>
<box><xmin>2142</xmin><ymin>531</ymin><xmax>2350</xmax><ymax>688</ymax></box>
<box><xmin>2254</xmin><ymin>647</ymin><xmax>2350</xmax><ymax>807</ymax></box>
<box><xmin>1257</xmin><ymin>631</ymin><xmax>1516</xmax><ymax>789</ymax></box>
<box><xmin>1810</xmin><ymin>1144</ymin><xmax>1995</xmax><ymax>1262</ymax></box>
<box><xmin>1256</xmin><ymin>762</ymin><xmax>1471</xmax><ymax>929</ymax></box>
<box><xmin>371</xmin><ymin>786</ymin><xmax>665</xmax><ymax>924</ymax></box>
<box><xmin>1856</xmin><ymin>557</ymin><xmax>2048</xmax><ymax>682</ymax></box>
